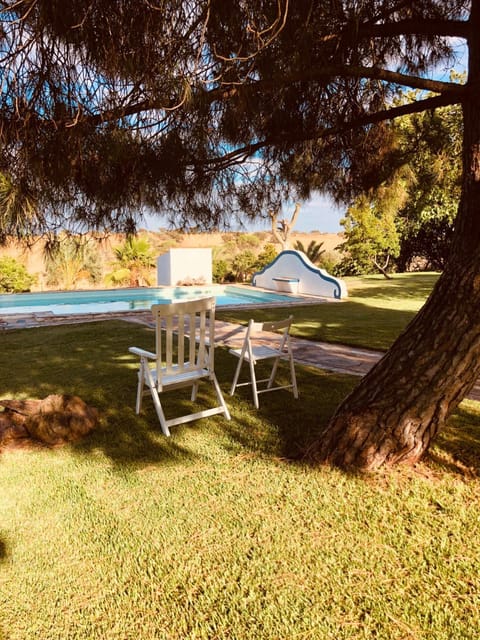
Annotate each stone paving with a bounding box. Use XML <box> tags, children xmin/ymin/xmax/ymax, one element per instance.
<box><xmin>2</xmin><ymin>309</ymin><xmax>479</xmax><ymax>401</ymax></box>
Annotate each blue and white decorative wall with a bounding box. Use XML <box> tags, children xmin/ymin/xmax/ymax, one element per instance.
<box><xmin>252</xmin><ymin>250</ymin><xmax>347</xmax><ymax>300</ymax></box>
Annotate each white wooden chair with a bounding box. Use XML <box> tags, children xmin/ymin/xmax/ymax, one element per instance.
<box><xmin>129</xmin><ymin>297</ymin><xmax>230</xmax><ymax>436</ymax></box>
<box><xmin>229</xmin><ymin>315</ymin><xmax>298</xmax><ymax>409</ymax></box>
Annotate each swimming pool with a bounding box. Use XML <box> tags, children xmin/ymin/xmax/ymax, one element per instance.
<box><xmin>0</xmin><ymin>285</ymin><xmax>304</xmax><ymax>316</ymax></box>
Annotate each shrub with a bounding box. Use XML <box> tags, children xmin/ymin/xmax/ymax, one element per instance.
<box><xmin>44</xmin><ymin>235</ymin><xmax>102</xmax><ymax>289</ymax></box>
<box><xmin>318</xmin><ymin>250</ymin><xmax>342</xmax><ymax>274</ymax></box>
<box><xmin>104</xmin><ymin>268</ymin><xmax>132</xmax><ymax>286</ymax></box>
<box><xmin>212</xmin><ymin>259</ymin><xmax>230</xmax><ymax>283</ymax></box>
<box><xmin>255</xmin><ymin>243</ymin><xmax>277</xmax><ymax>271</ymax></box>
<box><xmin>0</xmin><ymin>256</ymin><xmax>36</xmax><ymax>293</ymax></box>
<box><xmin>231</xmin><ymin>250</ymin><xmax>257</xmax><ymax>282</ymax></box>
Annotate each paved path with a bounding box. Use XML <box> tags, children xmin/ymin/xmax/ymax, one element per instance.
<box><xmin>2</xmin><ymin>310</ymin><xmax>479</xmax><ymax>401</ymax></box>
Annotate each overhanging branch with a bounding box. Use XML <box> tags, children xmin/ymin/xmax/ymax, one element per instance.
<box><xmin>359</xmin><ymin>17</ymin><xmax>470</xmax><ymax>40</ymax></box>
<box><xmin>198</xmin><ymin>92</ymin><xmax>463</xmax><ymax>171</ymax></box>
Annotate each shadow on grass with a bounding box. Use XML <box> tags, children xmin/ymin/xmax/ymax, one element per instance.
<box><xmin>1</xmin><ymin>319</ymin><xmax>479</xmax><ymax>478</ymax></box>
<box><xmin>219</xmin><ymin>356</ymin><xmax>357</xmax><ymax>461</ymax></box>
<box><xmin>220</xmin><ymin>354</ymin><xmax>480</xmax><ymax>477</ymax></box>
<box><xmin>0</xmin><ymin>537</ymin><xmax>7</xmax><ymax>562</ymax></box>
<box><xmin>427</xmin><ymin>402</ymin><xmax>480</xmax><ymax>476</ymax></box>
<box><xmin>0</xmin><ymin>321</ymin><xmax>204</xmax><ymax>468</ymax></box>
<box><xmin>0</xmin><ymin>319</ymin><xmax>358</xmax><ymax>468</ymax></box>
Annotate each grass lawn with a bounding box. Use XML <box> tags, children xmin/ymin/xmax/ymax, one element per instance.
<box><xmin>1</xmin><ymin>273</ymin><xmax>480</xmax><ymax>639</ymax></box>
<box><xmin>218</xmin><ymin>272</ymin><xmax>441</xmax><ymax>351</ymax></box>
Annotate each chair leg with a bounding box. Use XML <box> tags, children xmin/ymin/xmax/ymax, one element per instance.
<box><xmin>211</xmin><ymin>373</ymin><xmax>231</xmax><ymax>421</ymax></box>
<box><xmin>143</xmin><ymin>366</ymin><xmax>171</xmax><ymax>436</ymax></box>
<box><xmin>149</xmin><ymin>387</ymin><xmax>171</xmax><ymax>437</ymax></box>
<box><xmin>249</xmin><ymin>357</ymin><xmax>260</xmax><ymax>409</ymax></box>
<box><xmin>135</xmin><ymin>361</ymin><xmax>146</xmax><ymax>414</ymax></box>
<box><xmin>267</xmin><ymin>356</ymin><xmax>281</xmax><ymax>389</ymax></box>
<box><xmin>230</xmin><ymin>355</ymin><xmax>244</xmax><ymax>396</ymax></box>
<box><xmin>289</xmin><ymin>353</ymin><xmax>299</xmax><ymax>399</ymax></box>
<box><xmin>191</xmin><ymin>382</ymin><xmax>199</xmax><ymax>401</ymax></box>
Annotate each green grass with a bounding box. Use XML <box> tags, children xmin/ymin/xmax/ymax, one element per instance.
<box><xmin>1</xmin><ymin>308</ymin><xmax>480</xmax><ymax>639</ymax></box>
<box><xmin>218</xmin><ymin>272</ymin><xmax>441</xmax><ymax>350</ymax></box>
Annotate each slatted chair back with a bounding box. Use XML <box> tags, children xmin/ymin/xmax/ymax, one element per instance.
<box><xmin>128</xmin><ymin>296</ymin><xmax>230</xmax><ymax>436</ymax></box>
<box><xmin>151</xmin><ymin>297</ymin><xmax>214</xmax><ymax>389</ymax></box>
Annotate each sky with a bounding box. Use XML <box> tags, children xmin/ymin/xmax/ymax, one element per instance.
<box><xmin>238</xmin><ymin>193</ymin><xmax>344</xmax><ymax>234</ymax></box>
<box><xmin>144</xmin><ymin>192</ymin><xmax>344</xmax><ymax>234</ymax></box>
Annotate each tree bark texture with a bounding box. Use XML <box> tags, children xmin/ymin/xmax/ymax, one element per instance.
<box><xmin>314</xmin><ymin>5</ymin><xmax>480</xmax><ymax>471</ymax></box>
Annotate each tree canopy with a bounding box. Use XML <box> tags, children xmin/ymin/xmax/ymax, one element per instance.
<box><xmin>0</xmin><ymin>1</ymin><xmax>469</xmax><ymax>238</ymax></box>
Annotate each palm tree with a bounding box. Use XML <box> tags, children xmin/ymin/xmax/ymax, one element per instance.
<box><xmin>293</xmin><ymin>240</ymin><xmax>325</xmax><ymax>264</ymax></box>
<box><xmin>113</xmin><ymin>236</ymin><xmax>156</xmax><ymax>286</ymax></box>
<box><xmin>44</xmin><ymin>234</ymin><xmax>102</xmax><ymax>290</ymax></box>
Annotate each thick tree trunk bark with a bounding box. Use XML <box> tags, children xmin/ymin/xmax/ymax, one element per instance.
<box><xmin>312</xmin><ymin>6</ymin><xmax>480</xmax><ymax>471</ymax></box>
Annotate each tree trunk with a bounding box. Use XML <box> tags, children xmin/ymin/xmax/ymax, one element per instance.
<box><xmin>312</xmin><ymin>9</ymin><xmax>480</xmax><ymax>471</ymax></box>
<box><xmin>269</xmin><ymin>202</ymin><xmax>301</xmax><ymax>250</ymax></box>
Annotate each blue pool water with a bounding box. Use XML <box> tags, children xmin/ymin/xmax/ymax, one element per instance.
<box><xmin>0</xmin><ymin>285</ymin><xmax>303</xmax><ymax>315</ymax></box>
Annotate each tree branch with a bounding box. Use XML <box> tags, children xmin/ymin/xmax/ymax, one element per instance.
<box><xmin>359</xmin><ymin>17</ymin><xmax>470</xmax><ymax>40</ymax></box>
<box><xmin>235</xmin><ymin>64</ymin><xmax>462</xmax><ymax>95</ymax></box>
<box><xmin>199</xmin><ymin>92</ymin><xmax>463</xmax><ymax>171</ymax></box>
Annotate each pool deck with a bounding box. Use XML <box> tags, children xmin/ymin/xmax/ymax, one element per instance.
<box><xmin>2</xmin><ymin>309</ymin><xmax>479</xmax><ymax>402</ymax></box>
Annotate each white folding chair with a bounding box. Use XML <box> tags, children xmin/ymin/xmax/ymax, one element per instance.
<box><xmin>229</xmin><ymin>315</ymin><xmax>298</xmax><ymax>409</ymax></box>
<box><xmin>129</xmin><ymin>297</ymin><xmax>230</xmax><ymax>436</ymax></box>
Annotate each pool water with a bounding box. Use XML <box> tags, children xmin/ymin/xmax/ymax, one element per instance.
<box><xmin>0</xmin><ymin>285</ymin><xmax>303</xmax><ymax>315</ymax></box>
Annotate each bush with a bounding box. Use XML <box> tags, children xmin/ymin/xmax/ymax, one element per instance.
<box><xmin>212</xmin><ymin>259</ymin><xmax>230</xmax><ymax>283</ymax></box>
<box><xmin>255</xmin><ymin>243</ymin><xmax>278</xmax><ymax>271</ymax></box>
<box><xmin>318</xmin><ymin>250</ymin><xmax>342</xmax><ymax>274</ymax></box>
<box><xmin>104</xmin><ymin>268</ymin><xmax>132</xmax><ymax>286</ymax></box>
<box><xmin>231</xmin><ymin>250</ymin><xmax>257</xmax><ymax>282</ymax></box>
<box><xmin>44</xmin><ymin>235</ymin><xmax>103</xmax><ymax>289</ymax></box>
<box><xmin>0</xmin><ymin>257</ymin><xmax>36</xmax><ymax>293</ymax></box>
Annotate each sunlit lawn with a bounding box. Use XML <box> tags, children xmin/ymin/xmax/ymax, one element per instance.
<box><xmin>1</xmin><ymin>272</ymin><xmax>479</xmax><ymax>640</ymax></box>
<box><xmin>218</xmin><ymin>272</ymin><xmax>441</xmax><ymax>351</ymax></box>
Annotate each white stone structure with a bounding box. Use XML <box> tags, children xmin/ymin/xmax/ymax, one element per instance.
<box><xmin>157</xmin><ymin>248</ymin><xmax>213</xmax><ymax>286</ymax></box>
<box><xmin>252</xmin><ymin>250</ymin><xmax>347</xmax><ymax>299</ymax></box>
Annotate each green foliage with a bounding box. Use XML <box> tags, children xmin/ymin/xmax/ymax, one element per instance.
<box><xmin>231</xmin><ymin>250</ymin><xmax>257</xmax><ymax>282</ymax></box>
<box><xmin>212</xmin><ymin>259</ymin><xmax>230</xmax><ymax>283</ymax></box>
<box><xmin>0</xmin><ymin>256</ymin><xmax>36</xmax><ymax>293</ymax></box>
<box><xmin>254</xmin><ymin>243</ymin><xmax>277</xmax><ymax>270</ymax></box>
<box><xmin>394</xmin><ymin>100</ymin><xmax>462</xmax><ymax>270</ymax></box>
<box><xmin>44</xmin><ymin>235</ymin><xmax>102</xmax><ymax>289</ymax></box>
<box><xmin>114</xmin><ymin>236</ymin><xmax>155</xmax><ymax>268</ymax></box>
<box><xmin>293</xmin><ymin>240</ymin><xmax>325</xmax><ymax>264</ymax></box>
<box><xmin>110</xmin><ymin>235</ymin><xmax>156</xmax><ymax>286</ymax></box>
<box><xmin>103</xmin><ymin>268</ymin><xmax>131</xmax><ymax>287</ymax></box>
<box><xmin>337</xmin><ymin>193</ymin><xmax>400</xmax><ymax>277</ymax></box>
<box><xmin>339</xmin><ymin>96</ymin><xmax>462</xmax><ymax>274</ymax></box>
<box><xmin>318</xmin><ymin>250</ymin><xmax>341</xmax><ymax>274</ymax></box>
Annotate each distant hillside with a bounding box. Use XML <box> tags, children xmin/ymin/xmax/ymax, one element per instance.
<box><xmin>0</xmin><ymin>230</ymin><xmax>344</xmax><ymax>291</ymax></box>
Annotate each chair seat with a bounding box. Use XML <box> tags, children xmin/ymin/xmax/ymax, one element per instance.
<box><xmin>147</xmin><ymin>366</ymin><xmax>210</xmax><ymax>388</ymax></box>
<box><xmin>229</xmin><ymin>345</ymin><xmax>285</xmax><ymax>362</ymax></box>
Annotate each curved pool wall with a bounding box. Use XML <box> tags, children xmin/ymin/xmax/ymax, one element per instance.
<box><xmin>252</xmin><ymin>250</ymin><xmax>347</xmax><ymax>299</ymax></box>
<box><xmin>0</xmin><ymin>285</ymin><xmax>304</xmax><ymax>316</ymax></box>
